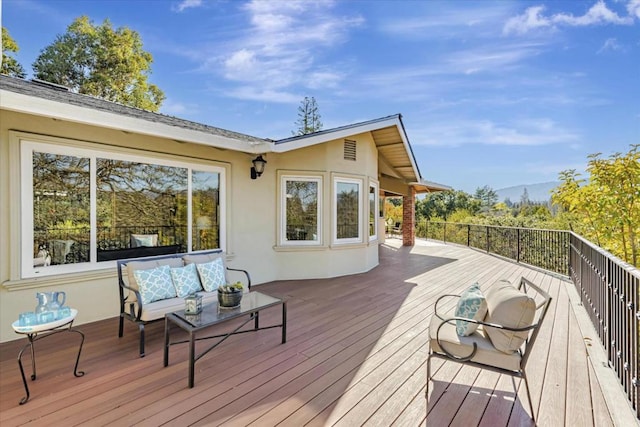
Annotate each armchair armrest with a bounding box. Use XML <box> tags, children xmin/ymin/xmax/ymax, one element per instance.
<box><xmin>227</xmin><ymin>267</ymin><xmax>252</xmax><ymax>291</ymax></box>
<box><xmin>118</xmin><ymin>279</ymin><xmax>144</xmax><ymax>321</ymax></box>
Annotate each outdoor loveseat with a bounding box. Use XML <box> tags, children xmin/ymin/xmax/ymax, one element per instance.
<box><xmin>117</xmin><ymin>249</ymin><xmax>251</xmax><ymax>357</ymax></box>
<box><xmin>427</xmin><ymin>277</ymin><xmax>551</xmax><ymax>422</ymax></box>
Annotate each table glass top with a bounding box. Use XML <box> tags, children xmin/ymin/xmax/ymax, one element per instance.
<box><xmin>172</xmin><ymin>291</ymin><xmax>282</xmax><ymax>328</ymax></box>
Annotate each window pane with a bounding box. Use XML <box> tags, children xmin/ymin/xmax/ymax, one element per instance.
<box><xmin>369</xmin><ymin>185</ymin><xmax>377</xmax><ymax>237</ymax></box>
<box><xmin>336</xmin><ymin>181</ymin><xmax>359</xmax><ymax>239</ymax></box>
<box><xmin>96</xmin><ymin>159</ymin><xmax>188</xmax><ymax>261</ymax></box>
<box><xmin>33</xmin><ymin>152</ymin><xmax>90</xmax><ymax>266</ymax></box>
<box><xmin>285</xmin><ymin>180</ymin><xmax>318</xmax><ymax>241</ymax></box>
<box><xmin>192</xmin><ymin>170</ymin><xmax>220</xmax><ymax>251</ymax></box>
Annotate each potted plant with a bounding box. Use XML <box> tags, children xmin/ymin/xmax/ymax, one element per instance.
<box><xmin>218</xmin><ymin>281</ymin><xmax>243</xmax><ymax>308</ymax></box>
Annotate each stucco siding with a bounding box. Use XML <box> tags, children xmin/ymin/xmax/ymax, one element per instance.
<box><xmin>0</xmin><ymin>110</ymin><xmax>383</xmax><ymax>342</ymax></box>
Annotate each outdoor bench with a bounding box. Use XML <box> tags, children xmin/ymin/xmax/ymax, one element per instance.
<box><xmin>117</xmin><ymin>249</ymin><xmax>251</xmax><ymax>357</ymax></box>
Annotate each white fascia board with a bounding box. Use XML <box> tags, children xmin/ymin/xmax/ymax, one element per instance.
<box><xmin>410</xmin><ymin>180</ymin><xmax>452</xmax><ymax>192</ymax></box>
<box><xmin>273</xmin><ymin>116</ymin><xmax>403</xmax><ymax>153</ymax></box>
<box><xmin>1</xmin><ymin>90</ymin><xmax>272</xmax><ymax>154</ymax></box>
<box><xmin>274</xmin><ymin>116</ymin><xmax>422</xmax><ymax>182</ymax></box>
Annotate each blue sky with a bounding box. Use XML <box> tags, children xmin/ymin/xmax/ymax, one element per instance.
<box><xmin>3</xmin><ymin>0</ymin><xmax>639</xmax><ymax>193</ymax></box>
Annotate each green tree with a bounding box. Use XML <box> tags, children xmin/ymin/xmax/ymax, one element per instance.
<box><xmin>293</xmin><ymin>96</ymin><xmax>323</xmax><ymax>135</ymax></box>
<box><xmin>1</xmin><ymin>27</ymin><xmax>26</xmax><ymax>78</ymax></box>
<box><xmin>552</xmin><ymin>145</ymin><xmax>639</xmax><ymax>266</ymax></box>
<box><xmin>33</xmin><ymin>16</ymin><xmax>164</xmax><ymax>111</ymax></box>
<box><xmin>417</xmin><ymin>190</ymin><xmax>480</xmax><ymax>221</ymax></box>
<box><xmin>474</xmin><ymin>185</ymin><xmax>498</xmax><ymax>209</ymax></box>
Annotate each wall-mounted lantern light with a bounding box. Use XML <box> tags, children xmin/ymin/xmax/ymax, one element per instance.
<box><xmin>251</xmin><ymin>155</ymin><xmax>267</xmax><ymax>179</ymax></box>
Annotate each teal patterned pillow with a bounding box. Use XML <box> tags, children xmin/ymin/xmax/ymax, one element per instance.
<box><xmin>170</xmin><ymin>263</ymin><xmax>202</xmax><ymax>297</ymax></box>
<box><xmin>196</xmin><ymin>258</ymin><xmax>226</xmax><ymax>292</ymax></box>
<box><xmin>134</xmin><ymin>265</ymin><xmax>176</xmax><ymax>304</ymax></box>
<box><xmin>455</xmin><ymin>282</ymin><xmax>488</xmax><ymax>336</ymax></box>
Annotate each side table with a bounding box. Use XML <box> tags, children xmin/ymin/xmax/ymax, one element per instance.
<box><xmin>11</xmin><ymin>309</ymin><xmax>85</xmax><ymax>405</ymax></box>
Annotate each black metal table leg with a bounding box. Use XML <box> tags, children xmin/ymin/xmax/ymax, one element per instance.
<box><xmin>15</xmin><ymin>324</ymin><xmax>85</xmax><ymax>405</ymax></box>
<box><xmin>17</xmin><ymin>339</ymin><xmax>33</xmax><ymax>405</ymax></box>
<box><xmin>164</xmin><ymin>316</ymin><xmax>170</xmax><ymax>367</ymax></box>
<box><xmin>70</xmin><ymin>329</ymin><xmax>86</xmax><ymax>378</ymax></box>
<box><xmin>282</xmin><ymin>302</ymin><xmax>287</xmax><ymax>343</ymax></box>
<box><xmin>188</xmin><ymin>330</ymin><xmax>196</xmax><ymax>388</ymax></box>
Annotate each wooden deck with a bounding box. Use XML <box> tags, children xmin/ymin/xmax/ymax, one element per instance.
<box><xmin>0</xmin><ymin>239</ymin><xmax>623</xmax><ymax>426</ymax></box>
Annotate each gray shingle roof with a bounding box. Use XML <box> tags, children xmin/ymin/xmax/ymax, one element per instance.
<box><xmin>0</xmin><ymin>75</ymin><xmax>267</xmax><ymax>145</ymax></box>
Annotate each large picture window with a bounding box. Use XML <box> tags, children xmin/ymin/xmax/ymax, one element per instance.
<box><xmin>21</xmin><ymin>140</ymin><xmax>225</xmax><ymax>277</ymax></box>
<box><xmin>333</xmin><ymin>177</ymin><xmax>362</xmax><ymax>244</ymax></box>
<box><xmin>281</xmin><ymin>176</ymin><xmax>321</xmax><ymax>245</ymax></box>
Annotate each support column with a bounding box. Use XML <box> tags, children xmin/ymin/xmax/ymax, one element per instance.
<box><xmin>402</xmin><ymin>188</ymin><xmax>415</xmax><ymax>246</ymax></box>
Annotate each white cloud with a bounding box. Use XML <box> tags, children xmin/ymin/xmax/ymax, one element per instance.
<box><xmin>413</xmin><ymin>118</ymin><xmax>579</xmax><ymax>147</ymax></box>
<box><xmin>597</xmin><ymin>37</ymin><xmax>623</xmax><ymax>52</ymax></box>
<box><xmin>172</xmin><ymin>0</ymin><xmax>203</xmax><ymax>13</ymax></box>
<box><xmin>553</xmin><ymin>1</ymin><xmax>633</xmax><ymax>26</ymax></box>
<box><xmin>216</xmin><ymin>0</ymin><xmax>363</xmax><ymax>101</ymax></box>
<box><xmin>503</xmin><ymin>6</ymin><xmax>552</xmax><ymax>35</ymax></box>
<box><xmin>628</xmin><ymin>0</ymin><xmax>640</xmax><ymax>18</ymax></box>
<box><xmin>223</xmin><ymin>87</ymin><xmax>300</xmax><ymax>104</ymax></box>
<box><xmin>383</xmin><ymin>4</ymin><xmax>515</xmax><ymax>39</ymax></box>
<box><xmin>504</xmin><ymin>1</ymin><xmax>634</xmax><ymax>35</ymax></box>
<box><xmin>160</xmin><ymin>99</ymin><xmax>195</xmax><ymax>115</ymax></box>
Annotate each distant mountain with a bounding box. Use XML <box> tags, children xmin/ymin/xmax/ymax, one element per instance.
<box><xmin>495</xmin><ymin>181</ymin><xmax>560</xmax><ymax>203</ymax></box>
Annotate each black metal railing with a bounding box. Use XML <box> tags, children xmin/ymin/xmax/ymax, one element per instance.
<box><xmin>418</xmin><ymin>220</ymin><xmax>639</xmax><ymax>418</ymax></box>
<box><xmin>417</xmin><ymin>221</ymin><xmax>570</xmax><ymax>275</ymax></box>
<box><xmin>569</xmin><ymin>233</ymin><xmax>639</xmax><ymax>418</ymax></box>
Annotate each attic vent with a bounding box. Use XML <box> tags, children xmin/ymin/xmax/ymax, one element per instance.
<box><xmin>344</xmin><ymin>139</ymin><xmax>356</xmax><ymax>161</ymax></box>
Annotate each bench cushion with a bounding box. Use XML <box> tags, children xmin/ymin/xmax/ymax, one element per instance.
<box><xmin>126</xmin><ymin>257</ymin><xmax>184</xmax><ymax>292</ymax></box>
<box><xmin>483</xmin><ymin>280</ymin><xmax>536</xmax><ymax>353</ymax></box>
<box><xmin>139</xmin><ymin>291</ymin><xmax>219</xmax><ymax>321</ymax></box>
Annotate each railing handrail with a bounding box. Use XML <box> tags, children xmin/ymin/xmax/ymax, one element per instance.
<box><xmin>569</xmin><ymin>230</ymin><xmax>640</xmax><ymax>278</ymax></box>
<box><xmin>424</xmin><ymin>220</ymin><xmax>571</xmax><ymax>235</ymax></box>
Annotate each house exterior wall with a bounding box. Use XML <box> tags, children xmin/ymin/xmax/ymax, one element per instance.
<box><xmin>0</xmin><ymin>110</ymin><xmax>381</xmax><ymax>342</ymax></box>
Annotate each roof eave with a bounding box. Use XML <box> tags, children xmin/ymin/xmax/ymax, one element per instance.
<box><xmin>0</xmin><ymin>86</ymin><xmax>271</xmax><ymax>154</ymax></box>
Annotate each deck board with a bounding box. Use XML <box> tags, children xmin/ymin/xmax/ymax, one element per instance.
<box><xmin>0</xmin><ymin>239</ymin><xmax>624</xmax><ymax>426</ymax></box>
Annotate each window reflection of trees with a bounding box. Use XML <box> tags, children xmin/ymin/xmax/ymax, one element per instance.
<box><xmin>33</xmin><ymin>152</ymin><xmax>90</xmax><ymax>265</ymax></box>
<box><xmin>192</xmin><ymin>171</ymin><xmax>220</xmax><ymax>251</ymax></box>
<box><xmin>336</xmin><ymin>182</ymin><xmax>359</xmax><ymax>239</ymax></box>
<box><xmin>286</xmin><ymin>180</ymin><xmax>318</xmax><ymax>241</ymax></box>
<box><xmin>32</xmin><ymin>151</ymin><xmax>223</xmax><ymax>267</ymax></box>
<box><xmin>97</xmin><ymin>159</ymin><xmax>188</xmax><ymax>252</ymax></box>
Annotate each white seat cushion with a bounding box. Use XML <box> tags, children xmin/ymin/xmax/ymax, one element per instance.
<box><xmin>429</xmin><ymin>311</ymin><xmax>522</xmax><ymax>372</ymax></box>
<box><xmin>139</xmin><ymin>291</ymin><xmax>218</xmax><ymax>321</ymax></box>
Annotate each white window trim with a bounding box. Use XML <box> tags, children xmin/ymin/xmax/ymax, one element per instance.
<box><xmin>369</xmin><ymin>180</ymin><xmax>379</xmax><ymax>242</ymax></box>
<box><xmin>279</xmin><ymin>175</ymin><xmax>322</xmax><ymax>246</ymax></box>
<box><xmin>333</xmin><ymin>176</ymin><xmax>363</xmax><ymax>245</ymax></box>
<box><xmin>20</xmin><ymin>138</ymin><xmax>226</xmax><ymax>278</ymax></box>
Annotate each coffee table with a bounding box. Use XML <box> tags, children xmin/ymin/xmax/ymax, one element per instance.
<box><xmin>164</xmin><ymin>291</ymin><xmax>286</xmax><ymax>388</ymax></box>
